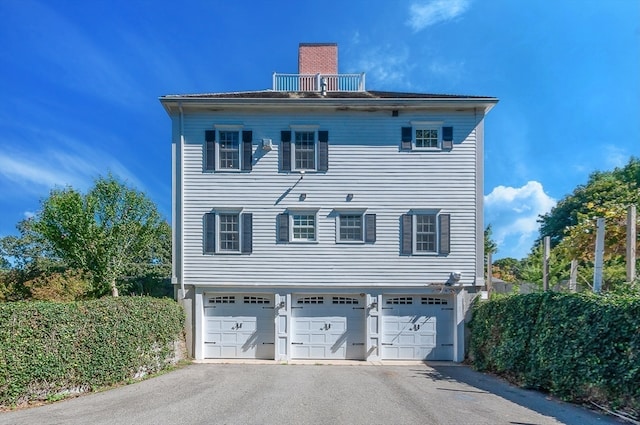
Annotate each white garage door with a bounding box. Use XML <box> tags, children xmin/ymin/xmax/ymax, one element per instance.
<box><xmin>203</xmin><ymin>294</ymin><xmax>275</xmax><ymax>359</ymax></box>
<box><xmin>291</xmin><ymin>295</ymin><xmax>366</xmax><ymax>360</ymax></box>
<box><xmin>381</xmin><ymin>295</ymin><xmax>454</xmax><ymax>361</ymax></box>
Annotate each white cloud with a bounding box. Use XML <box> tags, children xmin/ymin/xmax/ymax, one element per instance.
<box><xmin>0</xmin><ymin>132</ymin><xmax>143</xmax><ymax>198</ymax></box>
<box><xmin>407</xmin><ymin>0</ymin><xmax>471</xmax><ymax>32</ymax></box>
<box><xmin>603</xmin><ymin>145</ymin><xmax>628</xmax><ymax>169</ymax></box>
<box><xmin>485</xmin><ymin>181</ymin><xmax>556</xmax><ymax>259</ymax></box>
<box><xmin>352</xmin><ymin>44</ymin><xmax>414</xmax><ymax>90</ymax></box>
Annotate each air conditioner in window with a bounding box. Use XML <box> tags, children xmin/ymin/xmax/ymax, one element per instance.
<box><xmin>261</xmin><ymin>138</ymin><xmax>273</xmax><ymax>151</ymax></box>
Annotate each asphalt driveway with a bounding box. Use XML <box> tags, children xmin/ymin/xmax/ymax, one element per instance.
<box><xmin>0</xmin><ymin>362</ymin><xmax>622</xmax><ymax>425</ymax></box>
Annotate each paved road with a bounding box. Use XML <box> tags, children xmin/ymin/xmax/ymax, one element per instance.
<box><xmin>0</xmin><ymin>363</ymin><xmax>622</xmax><ymax>425</ymax></box>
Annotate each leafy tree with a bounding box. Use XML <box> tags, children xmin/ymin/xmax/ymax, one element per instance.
<box><xmin>524</xmin><ymin>157</ymin><xmax>639</xmax><ymax>291</ymax></box>
<box><xmin>484</xmin><ymin>224</ymin><xmax>498</xmax><ymax>258</ymax></box>
<box><xmin>537</xmin><ymin>157</ymin><xmax>640</xmax><ymax>248</ymax></box>
<box><xmin>492</xmin><ymin>257</ymin><xmax>520</xmax><ymax>283</ymax></box>
<box><xmin>31</xmin><ymin>175</ymin><xmax>170</xmax><ymax>297</ymax></box>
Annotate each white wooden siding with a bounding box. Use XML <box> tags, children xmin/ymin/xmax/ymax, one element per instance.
<box><xmin>178</xmin><ymin>108</ymin><xmax>482</xmax><ymax>287</ymax></box>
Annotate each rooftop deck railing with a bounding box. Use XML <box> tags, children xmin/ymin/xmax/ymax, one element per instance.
<box><xmin>272</xmin><ymin>73</ymin><xmax>366</xmax><ymax>92</ymax></box>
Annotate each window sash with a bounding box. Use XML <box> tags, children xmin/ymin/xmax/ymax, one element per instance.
<box><xmin>415</xmin><ymin>128</ymin><xmax>439</xmax><ymax>149</ymax></box>
<box><xmin>218</xmin><ymin>213</ymin><xmax>240</xmax><ymax>251</ymax></box>
<box><xmin>415</xmin><ymin>214</ymin><xmax>437</xmax><ymax>253</ymax></box>
<box><xmin>338</xmin><ymin>214</ymin><xmax>363</xmax><ymax>242</ymax></box>
<box><xmin>218</xmin><ymin>131</ymin><xmax>240</xmax><ymax>170</ymax></box>
<box><xmin>292</xmin><ymin>213</ymin><xmax>316</xmax><ymax>241</ymax></box>
<box><xmin>294</xmin><ymin>131</ymin><xmax>316</xmax><ymax>170</ymax></box>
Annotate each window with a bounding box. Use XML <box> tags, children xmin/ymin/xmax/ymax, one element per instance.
<box><xmin>280</xmin><ymin>129</ymin><xmax>328</xmax><ymax>172</ymax></box>
<box><xmin>203</xmin><ymin>211</ymin><xmax>253</xmax><ymax>254</ymax></box>
<box><xmin>218</xmin><ymin>131</ymin><xmax>239</xmax><ymax>169</ymax></box>
<box><xmin>219</xmin><ymin>213</ymin><xmax>239</xmax><ymax>252</ymax></box>
<box><xmin>294</xmin><ymin>131</ymin><xmax>316</xmax><ymax>170</ymax></box>
<box><xmin>292</xmin><ymin>213</ymin><xmax>316</xmax><ymax>241</ymax></box>
<box><xmin>415</xmin><ymin>214</ymin><xmax>437</xmax><ymax>253</ymax></box>
<box><xmin>204</xmin><ymin>128</ymin><xmax>253</xmax><ymax>172</ymax></box>
<box><xmin>401</xmin><ymin>124</ymin><xmax>453</xmax><ymax>151</ymax></box>
<box><xmin>386</xmin><ymin>297</ymin><xmax>413</xmax><ymax>305</ymax></box>
<box><xmin>401</xmin><ymin>212</ymin><xmax>451</xmax><ymax>255</ymax></box>
<box><xmin>339</xmin><ymin>214</ymin><xmax>362</xmax><ymax>241</ymax></box>
<box><xmin>277</xmin><ymin>211</ymin><xmax>318</xmax><ymax>243</ymax></box>
<box><xmin>335</xmin><ymin>212</ymin><xmax>376</xmax><ymax>243</ymax></box>
<box><xmin>415</xmin><ymin>128</ymin><xmax>439</xmax><ymax>148</ymax></box>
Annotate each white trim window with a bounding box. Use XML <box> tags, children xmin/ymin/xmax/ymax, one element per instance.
<box><xmin>218</xmin><ymin>213</ymin><xmax>240</xmax><ymax>252</ymax></box>
<box><xmin>277</xmin><ymin>210</ymin><xmax>319</xmax><ymax>243</ymax></box>
<box><xmin>401</xmin><ymin>122</ymin><xmax>453</xmax><ymax>151</ymax></box>
<box><xmin>338</xmin><ymin>213</ymin><xmax>363</xmax><ymax>242</ymax></box>
<box><xmin>218</xmin><ymin>131</ymin><xmax>240</xmax><ymax>170</ymax></box>
<box><xmin>204</xmin><ymin>126</ymin><xmax>253</xmax><ymax>172</ymax></box>
<box><xmin>415</xmin><ymin>128</ymin><xmax>439</xmax><ymax>149</ymax></box>
<box><xmin>401</xmin><ymin>211</ymin><xmax>450</xmax><ymax>255</ymax></box>
<box><xmin>203</xmin><ymin>211</ymin><xmax>253</xmax><ymax>254</ymax></box>
<box><xmin>280</xmin><ymin>127</ymin><xmax>329</xmax><ymax>172</ymax></box>
<box><xmin>292</xmin><ymin>212</ymin><xmax>316</xmax><ymax>242</ymax></box>
<box><xmin>294</xmin><ymin>130</ymin><xmax>316</xmax><ymax>170</ymax></box>
<box><xmin>415</xmin><ymin>213</ymin><xmax>437</xmax><ymax>253</ymax></box>
<box><xmin>335</xmin><ymin>211</ymin><xmax>376</xmax><ymax>244</ymax></box>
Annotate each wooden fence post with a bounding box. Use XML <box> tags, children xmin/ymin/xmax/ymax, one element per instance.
<box><xmin>593</xmin><ymin>217</ymin><xmax>605</xmax><ymax>293</ymax></box>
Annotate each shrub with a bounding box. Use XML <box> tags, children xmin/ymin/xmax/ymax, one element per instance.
<box><xmin>0</xmin><ymin>297</ymin><xmax>185</xmax><ymax>408</ymax></box>
<box><xmin>469</xmin><ymin>292</ymin><xmax>640</xmax><ymax>415</ymax></box>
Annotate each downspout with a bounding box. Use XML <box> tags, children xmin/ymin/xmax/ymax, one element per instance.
<box><xmin>178</xmin><ymin>101</ymin><xmax>185</xmax><ymax>297</ymax></box>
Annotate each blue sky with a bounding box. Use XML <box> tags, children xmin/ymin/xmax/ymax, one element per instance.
<box><xmin>0</xmin><ymin>0</ymin><xmax>638</xmax><ymax>260</ymax></box>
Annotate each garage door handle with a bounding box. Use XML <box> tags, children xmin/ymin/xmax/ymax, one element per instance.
<box><xmin>292</xmin><ymin>342</ymin><xmax>303</xmax><ymax>345</ymax></box>
<box><xmin>441</xmin><ymin>344</ymin><xmax>454</xmax><ymax>346</ymax></box>
<box><xmin>351</xmin><ymin>343</ymin><xmax>364</xmax><ymax>346</ymax></box>
<box><xmin>262</xmin><ymin>342</ymin><xmax>275</xmax><ymax>345</ymax></box>
<box><xmin>381</xmin><ymin>307</ymin><xmax>393</xmax><ymax>310</ymax></box>
<box><xmin>381</xmin><ymin>343</ymin><xmax>393</xmax><ymax>346</ymax></box>
<box><xmin>352</xmin><ymin>307</ymin><xmax>365</xmax><ymax>310</ymax></box>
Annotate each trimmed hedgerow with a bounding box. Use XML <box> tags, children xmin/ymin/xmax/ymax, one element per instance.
<box><xmin>469</xmin><ymin>292</ymin><xmax>640</xmax><ymax>414</ymax></box>
<box><xmin>0</xmin><ymin>297</ymin><xmax>185</xmax><ymax>408</ymax></box>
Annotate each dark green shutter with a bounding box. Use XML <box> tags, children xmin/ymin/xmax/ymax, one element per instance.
<box><xmin>365</xmin><ymin>214</ymin><xmax>376</xmax><ymax>243</ymax></box>
<box><xmin>277</xmin><ymin>213</ymin><xmax>289</xmax><ymax>242</ymax></box>
<box><xmin>401</xmin><ymin>214</ymin><xmax>412</xmax><ymax>255</ymax></box>
<box><xmin>281</xmin><ymin>131</ymin><xmax>291</xmax><ymax>171</ymax></box>
<box><xmin>439</xmin><ymin>214</ymin><xmax>451</xmax><ymax>255</ymax></box>
<box><xmin>204</xmin><ymin>212</ymin><xmax>215</xmax><ymax>254</ymax></box>
<box><xmin>318</xmin><ymin>130</ymin><xmax>329</xmax><ymax>171</ymax></box>
<box><xmin>401</xmin><ymin>127</ymin><xmax>412</xmax><ymax>150</ymax></box>
<box><xmin>205</xmin><ymin>130</ymin><xmax>216</xmax><ymax>171</ymax></box>
<box><xmin>242</xmin><ymin>131</ymin><xmax>253</xmax><ymax>171</ymax></box>
<box><xmin>241</xmin><ymin>213</ymin><xmax>253</xmax><ymax>253</ymax></box>
<box><xmin>442</xmin><ymin>126</ymin><xmax>453</xmax><ymax>150</ymax></box>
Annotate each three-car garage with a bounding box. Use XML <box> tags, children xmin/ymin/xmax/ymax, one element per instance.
<box><xmin>201</xmin><ymin>291</ymin><xmax>457</xmax><ymax>361</ymax></box>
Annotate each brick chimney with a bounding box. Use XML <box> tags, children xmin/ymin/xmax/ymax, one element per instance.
<box><xmin>298</xmin><ymin>43</ymin><xmax>338</xmax><ymax>74</ymax></box>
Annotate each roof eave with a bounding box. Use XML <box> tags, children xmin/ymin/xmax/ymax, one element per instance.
<box><xmin>159</xmin><ymin>95</ymin><xmax>499</xmax><ymax>116</ymax></box>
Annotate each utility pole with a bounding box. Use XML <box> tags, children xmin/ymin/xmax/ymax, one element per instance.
<box><xmin>593</xmin><ymin>218</ymin><xmax>605</xmax><ymax>293</ymax></box>
<box><xmin>628</xmin><ymin>205</ymin><xmax>637</xmax><ymax>283</ymax></box>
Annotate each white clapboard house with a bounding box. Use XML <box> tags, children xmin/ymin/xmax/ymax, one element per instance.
<box><xmin>160</xmin><ymin>43</ymin><xmax>498</xmax><ymax>362</ymax></box>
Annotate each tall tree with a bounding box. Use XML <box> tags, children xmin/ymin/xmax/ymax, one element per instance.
<box><xmin>31</xmin><ymin>175</ymin><xmax>170</xmax><ymax>297</ymax></box>
<box><xmin>485</xmin><ymin>224</ymin><xmax>498</xmax><ymax>258</ymax></box>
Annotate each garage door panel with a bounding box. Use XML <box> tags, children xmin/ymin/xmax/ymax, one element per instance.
<box><xmin>203</xmin><ymin>294</ymin><xmax>275</xmax><ymax>359</ymax></box>
<box><xmin>382</xmin><ymin>295</ymin><xmax>454</xmax><ymax>361</ymax></box>
<box><xmin>291</xmin><ymin>295</ymin><xmax>365</xmax><ymax>360</ymax></box>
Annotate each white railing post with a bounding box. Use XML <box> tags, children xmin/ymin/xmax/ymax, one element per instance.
<box><xmin>273</xmin><ymin>72</ymin><xmax>276</xmax><ymax>90</ymax></box>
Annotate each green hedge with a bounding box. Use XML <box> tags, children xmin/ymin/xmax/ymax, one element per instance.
<box><xmin>0</xmin><ymin>297</ymin><xmax>185</xmax><ymax>407</ymax></box>
<box><xmin>469</xmin><ymin>292</ymin><xmax>640</xmax><ymax>413</ymax></box>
